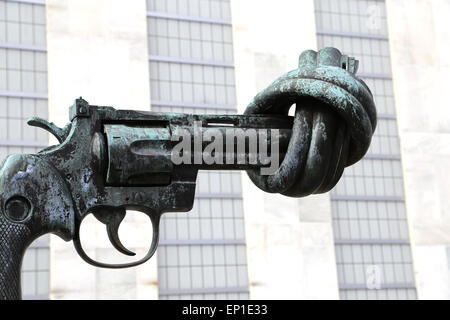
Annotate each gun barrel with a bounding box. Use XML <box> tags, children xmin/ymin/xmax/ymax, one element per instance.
<box><xmin>182</xmin><ymin>126</ymin><xmax>291</xmax><ymax>171</ymax></box>
<box><xmin>104</xmin><ymin>114</ymin><xmax>293</xmax><ymax>186</ymax></box>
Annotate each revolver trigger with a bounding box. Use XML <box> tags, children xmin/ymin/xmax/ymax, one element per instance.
<box><xmin>106</xmin><ymin>219</ymin><xmax>136</xmax><ymax>257</ymax></box>
<box><xmin>27</xmin><ymin>117</ymin><xmax>71</xmax><ymax>144</ymax></box>
<box><xmin>92</xmin><ymin>207</ymin><xmax>136</xmax><ymax>257</ymax></box>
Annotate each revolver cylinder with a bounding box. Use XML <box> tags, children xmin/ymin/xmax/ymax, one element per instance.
<box><xmin>104</xmin><ymin>124</ymin><xmax>173</xmax><ymax>187</ymax></box>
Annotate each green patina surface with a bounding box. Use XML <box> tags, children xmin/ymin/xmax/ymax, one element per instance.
<box><xmin>0</xmin><ymin>47</ymin><xmax>377</xmax><ymax>300</ymax></box>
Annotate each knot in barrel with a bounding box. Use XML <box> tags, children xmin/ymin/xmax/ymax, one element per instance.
<box><xmin>244</xmin><ymin>47</ymin><xmax>377</xmax><ymax>198</ymax></box>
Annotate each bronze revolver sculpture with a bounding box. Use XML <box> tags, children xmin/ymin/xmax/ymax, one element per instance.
<box><xmin>0</xmin><ymin>48</ymin><xmax>376</xmax><ymax>299</ymax></box>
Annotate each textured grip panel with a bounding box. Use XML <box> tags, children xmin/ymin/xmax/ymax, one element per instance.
<box><xmin>0</xmin><ymin>215</ymin><xmax>31</xmax><ymax>300</ymax></box>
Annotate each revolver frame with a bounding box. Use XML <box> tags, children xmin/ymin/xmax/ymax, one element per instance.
<box><xmin>27</xmin><ymin>98</ymin><xmax>291</xmax><ymax>268</ymax></box>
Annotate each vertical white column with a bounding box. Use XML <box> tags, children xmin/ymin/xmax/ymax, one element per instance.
<box><xmin>387</xmin><ymin>0</ymin><xmax>450</xmax><ymax>300</ymax></box>
<box><xmin>231</xmin><ymin>0</ymin><xmax>339</xmax><ymax>299</ymax></box>
<box><xmin>45</xmin><ymin>0</ymin><xmax>156</xmax><ymax>299</ymax></box>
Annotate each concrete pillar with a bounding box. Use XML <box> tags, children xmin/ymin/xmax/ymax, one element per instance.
<box><xmin>386</xmin><ymin>0</ymin><xmax>450</xmax><ymax>300</ymax></box>
<box><xmin>45</xmin><ymin>0</ymin><xmax>156</xmax><ymax>299</ymax></box>
<box><xmin>231</xmin><ymin>0</ymin><xmax>339</xmax><ymax>299</ymax></box>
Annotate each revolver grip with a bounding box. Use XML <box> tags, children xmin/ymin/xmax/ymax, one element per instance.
<box><xmin>0</xmin><ymin>154</ymin><xmax>76</xmax><ymax>300</ymax></box>
<box><xmin>0</xmin><ymin>215</ymin><xmax>35</xmax><ymax>300</ymax></box>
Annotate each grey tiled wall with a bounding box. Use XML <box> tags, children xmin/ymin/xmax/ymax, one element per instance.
<box><xmin>0</xmin><ymin>0</ymin><xmax>49</xmax><ymax>300</ymax></box>
<box><xmin>315</xmin><ymin>0</ymin><xmax>417</xmax><ymax>300</ymax></box>
<box><xmin>146</xmin><ymin>0</ymin><xmax>250</xmax><ymax>299</ymax></box>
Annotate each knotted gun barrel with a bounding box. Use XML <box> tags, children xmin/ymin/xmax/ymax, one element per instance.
<box><xmin>0</xmin><ymin>47</ymin><xmax>376</xmax><ymax>299</ymax></box>
<box><xmin>245</xmin><ymin>47</ymin><xmax>376</xmax><ymax>197</ymax></box>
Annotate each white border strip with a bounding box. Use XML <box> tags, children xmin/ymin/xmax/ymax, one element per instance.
<box><xmin>149</xmin><ymin>55</ymin><xmax>234</xmax><ymax>68</ymax></box>
<box><xmin>196</xmin><ymin>193</ymin><xmax>242</xmax><ymax>199</ymax></box>
<box><xmin>358</xmin><ymin>72</ymin><xmax>392</xmax><ymax>80</ymax></box>
<box><xmin>0</xmin><ymin>140</ymin><xmax>48</xmax><ymax>148</ymax></box>
<box><xmin>159</xmin><ymin>286</ymin><xmax>249</xmax><ymax>296</ymax></box>
<box><xmin>339</xmin><ymin>283</ymin><xmax>416</xmax><ymax>290</ymax></box>
<box><xmin>159</xmin><ymin>239</ymin><xmax>246</xmax><ymax>246</ymax></box>
<box><xmin>317</xmin><ymin>29</ymin><xmax>388</xmax><ymax>40</ymax></box>
<box><xmin>22</xmin><ymin>294</ymin><xmax>49</xmax><ymax>300</ymax></box>
<box><xmin>0</xmin><ymin>42</ymin><xmax>46</xmax><ymax>52</ymax></box>
<box><xmin>0</xmin><ymin>91</ymin><xmax>48</xmax><ymax>99</ymax></box>
<box><xmin>147</xmin><ymin>11</ymin><xmax>231</xmax><ymax>26</ymax></box>
<box><xmin>334</xmin><ymin>239</ymin><xmax>410</xmax><ymax>245</ymax></box>
<box><xmin>151</xmin><ymin>100</ymin><xmax>236</xmax><ymax>111</ymax></box>
<box><xmin>7</xmin><ymin>0</ymin><xmax>45</xmax><ymax>5</ymax></box>
<box><xmin>331</xmin><ymin>195</ymin><xmax>405</xmax><ymax>202</ymax></box>
<box><xmin>364</xmin><ymin>154</ymin><xmax>401</xmax><ymax>161</ymax></box>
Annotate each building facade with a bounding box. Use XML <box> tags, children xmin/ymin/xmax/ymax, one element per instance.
<box><xmin>386</xmin><ymin>0</ymin><xmax>450</xmax><ymax>300</ymax></box>
<box><xmin>146</xmin><ymin>0</ymin><xmax>249</xmax><ymax>299</ymax></box>
<box><xmin>314</xmin><ymin>0</ymin><xmax>416</xmax><ymax>300</ymax></box>
<box><xmin>0</xmin><ymin>0</ymin><xmax>49</xmax><ymax>299</ymax></box>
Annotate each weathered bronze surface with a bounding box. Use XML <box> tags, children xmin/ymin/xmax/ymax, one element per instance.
<box><xmin>0</xmin><ymin>47</ymin><xmax>376</xmax><ymax>299</ymax></box>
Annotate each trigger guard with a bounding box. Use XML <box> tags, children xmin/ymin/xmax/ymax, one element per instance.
<box><xmin>73</xmin><ymin>212</ymin><xmax>161</xmax><ymax>269</ymax></box>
